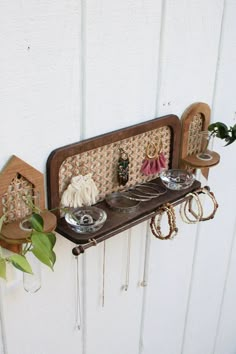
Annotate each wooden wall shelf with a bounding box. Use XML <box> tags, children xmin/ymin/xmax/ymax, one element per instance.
<box><xmin>47</xmin><ymin>115</ymin><xmax>202</xmax><ymax>255</ymax></box>
<box><xmin>182</xmin><ymin>151</ymin><xmax>220</xmax><ymax>169</ymax></box>
<box><xmin>64</xmin><ymin>178</ymin><xmax>201</xmax><ymax>255</ymax></box>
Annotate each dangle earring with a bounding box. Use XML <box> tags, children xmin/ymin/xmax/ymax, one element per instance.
<box><xmin>141</xmin><ymin>141</ymin><xmax>165</xmax><ymax>176</ymax></box>
<box><xmin>158</xmin><ymin>141</ymin><xmax>167</xmax><ymax>169</ymax></box>
<box><xmin>117</xmin><ymin>148</ymin><xmax>129</xmax><ymax>186</ymax></box>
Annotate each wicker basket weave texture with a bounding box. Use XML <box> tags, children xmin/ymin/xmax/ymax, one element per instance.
<box><xmin>59</xmin><ymin>126</ymin><xmax>171</xmax><ymax>203</ymax></box>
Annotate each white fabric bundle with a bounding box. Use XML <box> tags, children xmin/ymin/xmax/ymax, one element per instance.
<box><xmin>61</xmin><ymin>174</ymin><xmax>99</xmax><ymax>208</ymax></box>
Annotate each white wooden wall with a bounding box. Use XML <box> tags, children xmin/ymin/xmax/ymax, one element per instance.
<box><xmin>1</xmin><ymin>1</ymin><xmax>236</xmax><ymax>353</ymax></box>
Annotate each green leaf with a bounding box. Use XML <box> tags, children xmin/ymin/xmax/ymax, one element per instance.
<box><xmin>208</xmin><ymin>123</ymin><xmax>217</xmax><ymax>132</ymax></box>
<box><xmin>232</xmin><ymin>124</ymin><xmax>236</xmax><ymax>139</ymax></box>
<box><xmin>208</xmin><ymin>122</ymin><xmax>229</xmax><ymax>139</ymax></box>
<box><xmin>0</xmin><ymin>215</ymin><xmax>5</xmax><ymax>232</ymax></box>
<box><xmin>45</xmin><ymin>232</ymin><xmax>56</xmax><ymax>249</ymax></box>
<box><xmin>0</xmin><ymin>259</ymin><xmax>6</xmax><ymax>279</ymax></box>
<box><xmin>31</xmin><ymin>248</ymin><xmax>53</xmax><ymax>270</ymax></box>
<box><xmin>224</xmin><ymin>136</ymin><xmax>236</xmax><ymax>146</ymax></box>
<box><xmin>8</xmin><ymin>254</ymin><xmax>33</xmax><ymax>274</ymax></box>
<box><xmin>51</xmin><ymin>251</ymin><xmax>56</xmax><ymax>266</ymax></box>
<box><xmin>31</xmin><ymin>231</ymin><xmax>53</xmax><ymax>253</ymax></box>
<box><xmin>31</xmin><ymin>231</ymin><xmax>55</xmax><ymax>270</ymax></box>
<box><xmin>29</xmin><ymin>213</ymin><xmax>44</xmax><ymax>232</ymax></box>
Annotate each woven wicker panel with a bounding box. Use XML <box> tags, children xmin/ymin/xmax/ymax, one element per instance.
<box><xmin>2</xmin><ymin>174</ymin><xmax>35</xmax><ymax>223</ymax></box>
<box><xmin>187</xmin><ymin>113</ymin><xmax>203</xmax><ymax>156</ymax></box>
<box><xmin>59</xmin><ymin>126</ymin><xmax>171</xmax><ymax>203</ymax></box>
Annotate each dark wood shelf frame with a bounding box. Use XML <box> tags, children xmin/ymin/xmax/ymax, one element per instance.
<box><xmin>67</xmin><ymin>179</ymin><xmax>201</xmax><ymax>255</ymax></box>
<box><xmin>46</xmin><ymin>114</ymin><xmax>201</xmax><ymax>254</ymax></box>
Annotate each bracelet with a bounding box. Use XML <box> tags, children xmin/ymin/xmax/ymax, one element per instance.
<box><xmin>180</xmin><ymin>192</ymin><xmax>203</xmax><ymax>224</ymax></box>
<box><xmin>189</xmin><ymin>187</ymin><xmax>218</xmax><ymax>221</ymax></box>
<box><xmin>150</xmin><ymin>203</ymin><xmax>178</xmax><ymax>240</ymax></box>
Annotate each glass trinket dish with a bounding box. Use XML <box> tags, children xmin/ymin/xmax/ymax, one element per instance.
<box><xmin>160</xmin><ymin>169</ymin><xmax>195</xmax><ymax>191</ymax></box>
<box><xmin>65</xmin><ymin>206</ymin><xmax>107</xmax><ymax>234</ymax></box>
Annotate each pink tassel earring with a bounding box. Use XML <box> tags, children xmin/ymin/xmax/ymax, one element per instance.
<box><xmin>141</xmin><ymin>141</ymin><xmax>167</xmax><ymax>176</ymax></box>
<box><xmin>158</xmin><ymin>141</ymin><xmax>167</xmax><ymax>169</ymax></box>
<box><xmin>141</xmin><ymin>142</ymin><xmax>161</xmax><ymax>176</ymax></box>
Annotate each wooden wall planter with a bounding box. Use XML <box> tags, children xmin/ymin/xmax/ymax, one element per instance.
<box><xmin>47</xmin><ymin>115</ymin><xmax>201</xmax><ymax>254</ymax></box>
<box><xmin>0</xmin><ymin>156</ymin><xmax>56</xmax><ymax>253</ymax></box>
<box><xmin>180</xmin><ymin>102</ymin><xmax>220</xmax><ymax>172</ymax></box>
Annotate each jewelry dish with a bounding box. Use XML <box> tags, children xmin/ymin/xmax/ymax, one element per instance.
<box><xmin>65</xmin><ymin>206</ymin><xmax>107</xmax><ymax>233</ymax></box>
<box><xmin>160</xmin><ymin>169</ymin><xmax>195</xmax><ymax>191</ymax></box>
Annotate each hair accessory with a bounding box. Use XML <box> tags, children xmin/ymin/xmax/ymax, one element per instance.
<box><xmin>117</xmin><ymin>148</ymin><xmax>129</xmax><ymax>186</ymax></box>
<box><xmin>150</xmin><ymin>203</ymin><xmax>178</xmax><ymax>240</ymax></box>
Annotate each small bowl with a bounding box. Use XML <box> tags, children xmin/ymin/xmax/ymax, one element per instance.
<box><xmin>65</xmin><ymin>206</ymin><xmax>107</xmax><ymax>234</ymax></box>
<box><xmin>160</xmin><ymin>169</ymin><xmax>195</xmax><ymax>191</ymax></box>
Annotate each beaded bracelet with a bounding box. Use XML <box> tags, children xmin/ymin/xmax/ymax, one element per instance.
<box><xmin>150</xmin><ymin>203</ymin><xmax>178</xmax><ymax>240</ymax></box>
<box><xmin>188</xmin><ymin>187</ymin><xmax>218</xmax><ymax>221</ymax></box>
<box><xmin>179</xmin><ymin>192</ymin><xmax>203</xmax><ymax>224</ymax></box>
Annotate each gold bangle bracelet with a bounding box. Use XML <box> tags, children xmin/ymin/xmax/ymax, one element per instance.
<box><xmin>150</xmin><ymin>203</ymin><xmax>178</xmax><ymax>240</ymax></box>
<box><xmin>189</xmin><ymin>187</ymin><xmax>218</xmax><ymax>221</ymax></box>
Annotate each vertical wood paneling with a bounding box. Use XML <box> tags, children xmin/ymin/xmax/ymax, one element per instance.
<box><xmin>1</xmin><ymin>1</ymin><xmax>236</xmax><ymax>354</ymax></box>
<box><xmin>2</xmin><ymin>238</ymin><xmax>84</xmax><ymax>354</ymax></box>
<box><xmin>0</xmin><ymin>0</ymin><xmax>81</xmax><ymax>171</ymax></box>
<box><xmin>0</xmin><ymin>1</ymin><xmax>83</xmax><ymax>354</ymax></box>
<box><xmin>142</xmin><ymin>1</ymin><xmax>225</xmax><ymax>354</ymax></box>
<box><xmin>83</xmin><ymin>2</ymin><xmax>163</xmax><ymax>352</ymax></box>
<box><xmin>0</xmin><ymin>286</ymin><xmax>7</xmax><ymax>354</ymax></box>
<box><xmin>180</xmin><ymin>1</ymin><xmax>236</xmax><ymax>353</ymax></box>
<box><xmin>85</xmin><ymin>223</ymin><xmax>147</xmax><ymax>354</ymax></box>
<box><xmin>214</xmin><ymin>221</ymin><xmax>236</xmax><ymax>354</ymax></box>
<box><xmin>156</xmin><ymin>0</ymin><xmax>224</xmax><ymax>118</ymax></box>
<box><xmin>84</xmin><ymin>0</ymin><xmax>163</xmax><ymax>137</ymax></box>
<box><xmin>208</xmin><ymin>1</ymin><xmax>236</xmax><ymax>353</ymax></box>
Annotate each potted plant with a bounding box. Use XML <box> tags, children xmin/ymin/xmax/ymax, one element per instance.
<box><xmin>0</xmin><ymin>206</ymin><xmax>57</xmax><ymax>282</ymax></box>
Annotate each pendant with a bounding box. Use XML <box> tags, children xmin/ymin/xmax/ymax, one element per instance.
<box><xmin>117</xmin><ymin>148</ymin><xmax>129</xmax><ymax>186</ymax></box>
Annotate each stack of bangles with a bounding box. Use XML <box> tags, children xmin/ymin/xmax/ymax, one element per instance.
<box><xmin>150</xmin><ymin>203</ymin><xmax>178</xmax><ymax>240</ymax></box>
<box><xmin>179</xmin><ymin>187</ymin><xmax>218</xmax><ymax>224</ymax></box>
<box><xmin>150</xmin><ymin>188</ymin><xmax>218</xmax><ymax>240</ymax></box>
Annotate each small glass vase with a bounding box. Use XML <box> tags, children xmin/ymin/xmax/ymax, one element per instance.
<box><xmin>23</xmin><ymin>251</ymin><xmax>41</xmax><ymax>293</ymax></box>
<box><xmin>197</xmin><ymin>131</ymin><xmax>214</xmax><ymax>161</ymax></box>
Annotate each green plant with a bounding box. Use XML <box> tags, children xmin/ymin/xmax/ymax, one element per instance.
<box><xmin>0</xmin><ymin>211</ymin><xmax>56</xmax><ymax>280</ymax></box>
<box><xmin>208</xmin><ymin>122</ymin><xmax>236</xmax><ymax>146</ymax></box>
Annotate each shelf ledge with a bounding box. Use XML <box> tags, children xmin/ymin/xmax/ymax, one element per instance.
<box><xmin>53</xmin><ymin>178</ymin><xmax>202</xmax><ymax>255</ymax></box>
<box><xmin>181</xmin><ymin>151</ymin><xmax>220</xmax><ymax>169</ymax></box>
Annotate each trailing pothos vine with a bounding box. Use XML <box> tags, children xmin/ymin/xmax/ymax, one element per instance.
<box><xmin>0</xmin><ymin>212</ymin><xmax>56</xmax><ymax>281</ymax></box>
